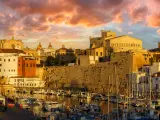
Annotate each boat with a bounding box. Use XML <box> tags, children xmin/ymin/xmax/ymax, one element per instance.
<box><xmin>57</xmin><ymin>90</ymin><xmax>66</xmax><ymax>96</ymax></box>
<box><xmin>44</xmin><ymin>101</ymin><xmax>63</xmax><ymax>112</ymax></box>
<box><xmin>77</xmin><ymin>92</ymin><xmax>92</xmax><ymax>99</ymax></box>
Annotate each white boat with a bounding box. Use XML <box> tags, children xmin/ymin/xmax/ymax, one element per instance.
<box><xmin>44</xmin><ymin>101</ymin><xmax>63</xmax><ymax>111</ymax></box>
<box><xmin>78</xmin><ymin>92</ymin><xmax>92</xmax><ymax>99</ymax></box>
<box><xmin>57</xmin><ymin>90</ymin><xmax>65</xmax><ymax>96</ymax></box>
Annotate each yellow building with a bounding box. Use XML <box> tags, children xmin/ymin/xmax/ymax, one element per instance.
<box><xmin>56</xmin><ymin>45</ymin><xmax>74</xmax><ymax>55</ymax></box>
<box><xmin>106</xmin><ymin>35</ymin><xmax>142</xmax><ymax>55</ymax></box>
<box><xmin>90</xmin><ymin>30</ymin><xmax>116</xmax><ymax>48</ymax></box>
<box><xmin>89</xmin><ymin>30</ymin><xmax>143</xmax><ymax>57</ymax></box>
<box><xmin>23</xmin><ymin>42</ymin><xmax>56</xmax><ymax>65</ymax></box>
<box><xmin>88</xmin><ymin>30</ymin><xmax>144</xmax><ymax>63</ymax></box>
<box><xmin>0</xmin><ymin>37</ymin><xmax>24</xmax><ymax>50</ymax></box>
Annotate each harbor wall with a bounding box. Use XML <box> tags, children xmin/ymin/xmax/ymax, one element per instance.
<box><xmin>42</xmin><ymin>51</ymin><xmax>150</xmax><ymax>94</ymax></box>
<box><xmin>43</xmin><ymin>53</ymin><xmax>132</xmax><ymax>94</ymax></box>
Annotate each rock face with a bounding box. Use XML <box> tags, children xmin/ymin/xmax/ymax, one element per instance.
<box><xmin>43</xmin><ymin>57</ymin><xmax>132</xmax><ymax>94</ymax></box>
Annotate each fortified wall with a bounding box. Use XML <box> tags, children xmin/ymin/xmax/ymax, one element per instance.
<box><xmin>42</xmin><ymin>51</ymin><xmax>150</xmax><ymax>94</ymax></box>
<box><xmin>43</xmin><ymin>52</ymin><xmax>133</xmax><ymax>94</ymax></box>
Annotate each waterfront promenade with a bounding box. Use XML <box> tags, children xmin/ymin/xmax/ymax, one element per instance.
<box><xmin>0</xmin><ymin>106</ymin><xmax>35</xmax><ymax>120</ymax></box>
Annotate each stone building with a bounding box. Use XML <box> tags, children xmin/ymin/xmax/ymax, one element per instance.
<box><xmin>86</xmin><ymin>30</ymin><xmax>143</xmax><ymax>64</ymax></box>
<box><xmin>0</xmin><ymin>49</ymin><xmax>26</xmax><ymax>77</ymax></box>
<box><xmin>23</xmin><ymin>42</ymin><xmax>56</xmax><ymax>65</ymax></box>
<box><xmin>0</xmin><ymin>37</ymin><xmax>24</xmax><ymax>50</ymax></box>
<box><xmin>56</xmin><ymin>45</ymin><xmax>76</xmax><ymax>65</ymax></box>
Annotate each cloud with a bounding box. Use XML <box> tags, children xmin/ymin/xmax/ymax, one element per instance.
<box><xmin>130</xmin><ymin>6</ymin><xmax>148</xmax><ymax>23</ymax></box>
<box><xmin>148</xmin><ymin>14</ymin><xmax>160</xmax><ymax>27</ymax></box>
<box><xmin>116</xmin><ymin>27</ymin><xmax>123</xmax><ymax>33</ymax></box>
<box><xmin>22</xmin><ymin>15</ymin><xmax>50</xmax><ymax>32</ymax></box>
<box><xmin>157</xmin><ymin>29</ymin><xmax>160</xmax><ymax>35</ymax></box>
<box><xmin>1</xmin><ymin>0</ymin><xmax>130</xmax><ymax>27</ymax></box>
<box><xmin>128</xmin><ymin>32</ymin><xmax>133</xmax><ymax>35</ymax></box>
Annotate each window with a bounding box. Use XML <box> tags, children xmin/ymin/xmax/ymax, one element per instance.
<box><xmin>9</xmin><ymin>69</ymin><xmax>10</xmax><ymax>72</ymax></box>
<box><xmin>26</xmin><ymin>64</ymin><xmax>28</xmax><ymax>67</ymax></box>
<box><xmin>4</xmin><ymin>69</ymin><xmax>5</xmax><ymax>72</ymax></box>
<box><xmin>0</xmin><ymin>58</ymin><xmax>1</xmax><ymax>61</ymax></box>
<box><xmin>33</xmin><ymin>64</ymin><xmax>35</xmax><ymax>67</ymax></box>
<box><xmin>4</xmin><ymin>59</ymin><xmax>5</xmax><ymax>62</ymax></box>
<box><xmin>96</xmin><ymin>52</ymin><xmax>98</xmax><ymax>56</ymax></box>
<box><xmin>0</xmin><ymin>69</ymin><xmax>1</xmax><ymax>72</ymax></box>
<box><xmin>30</xmin><ymin>64</ymin><xmax>32</xmax><ymax>67</ymax></box>
<box><xmin>8</xmin><ymin>59</ymin><xmax>10</xmax><ymax>62</ymax></box>
<box><xmin>156</xmin><ymin>84</ymin><xmax>159</xmax><ymax>89</ymax></box>
<box><xmin>0</xmin><ymin>64</ymin><xmax>1</xmax><ymax>67</ymax></box>
<box><xmin>19</xmin><ymin>64</ymin><xmax>20</xmax><ymax>66</ymax></box>
<box><xmin>15</xmin><ymin>79</ymin><xmax>16</xmax><ymax>82</ymax></box>
<box><xmin>100</xmin><ymin>52</ymin><xmax>102</xmax><ymax>56</ymax></box>
<box><xmin>13</xmin><ymin>59</ymin><xmax>15</xmax><ymax>62</ymax></box>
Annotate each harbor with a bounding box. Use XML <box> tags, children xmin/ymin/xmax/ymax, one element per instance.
<box><xmin>0</xmin><ymin>89</ymin><xmax>160</xmax><ymax>120</ymax></box>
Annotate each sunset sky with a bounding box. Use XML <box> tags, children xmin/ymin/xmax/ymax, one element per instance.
<box><xmin>0</xmin><ymin>0</ymin><xmax>160</xmax><ymax>49</ymax></box>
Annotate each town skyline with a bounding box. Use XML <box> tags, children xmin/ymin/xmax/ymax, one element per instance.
<box><xmin>0</xmin><ymin>0</ymin><xmax>160</xmax><ymax>49</ymax></box>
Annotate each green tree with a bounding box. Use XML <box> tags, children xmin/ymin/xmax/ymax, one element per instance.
<box><xmin>44</xmin><ymin>56</ymin><xmax>58</xmax><ymax>66</ymax></box>
<box><xmin>0</xmin><ymin>76</ymin><xmax>7</xmax><ymax>85</ymax></box>
<box><xmin>108</xmin><ymin>47</ymin><xmax>114</xmax><ymax>61</ymax></box>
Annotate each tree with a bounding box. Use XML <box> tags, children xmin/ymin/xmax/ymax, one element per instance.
<box><xmin>0</xmin><ymin>76</ymin><xmax>7</xmax><ymax>85</ymax></box>
<box><xmin>108</xmin><ymin>47</ymin><xmax>114</xmax><ymax>61</ymax></box>
<box><xmin>44</xmin><ymin>56</ymin><xmax>58</xmax><ymax>66</ymax></box>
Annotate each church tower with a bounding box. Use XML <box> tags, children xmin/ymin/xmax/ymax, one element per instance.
<box><xmin>36</xmin><ymin>42</ymin><xmax>42</xmax><ymax>51</ymax></box>
<box><xmin>48</xmin><ymin>42</ymin><xmax>52</xmax><ymax>49</ymax></box>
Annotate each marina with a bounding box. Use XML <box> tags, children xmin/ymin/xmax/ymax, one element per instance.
<box><xmin>0</xmin><ymin>89</ymin><xmax>159</xmax><ymax>120</ymax></box>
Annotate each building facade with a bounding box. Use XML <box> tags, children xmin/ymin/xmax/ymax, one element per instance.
<box><xmin>0</xmin><ymin>49</ymin><xmax>26</xmax><ymax>77</ymax></box>
<box><xmin>0</xmin><ymin>37</ymin><xmax>24</xmax><ymax>50</ymax></box>
<box><xmin>18</xmin><ymin>56</ymin><xmax>36</xmax><ymax>77</ymax></box>
<box><xmin>8</xmin><ymin>77</ymin><xmax>44</xmax><ymax>88</ymax></box>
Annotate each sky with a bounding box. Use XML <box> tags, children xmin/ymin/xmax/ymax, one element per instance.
<box><xmin>0</xmin><ymin>0</ymin><xmax>160</xmax><ymax>49</ymax></box>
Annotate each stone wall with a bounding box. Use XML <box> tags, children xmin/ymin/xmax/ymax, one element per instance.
<box><xmin>42</xmin><ymin>51</ymin><xmax>151</xmax><ymax>95</ymax></box>
<box><xmin>43</xmin><ymin>60</ymin><xmax>131</xmax><ymax>94</ymax></box>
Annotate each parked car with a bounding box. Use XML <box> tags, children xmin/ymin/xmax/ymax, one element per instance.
<box><xmin>7</xmin><ymin>98</ymin><xmax>15</xmax><ymax>108</ymax></box>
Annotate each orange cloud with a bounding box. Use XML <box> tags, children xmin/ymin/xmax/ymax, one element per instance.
<box><xmin>148</xmin><ymin>14</ymin><xmax>160</xmax><ymax>27</ymax></box>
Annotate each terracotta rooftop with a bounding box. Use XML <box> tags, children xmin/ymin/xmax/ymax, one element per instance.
<box><xmin>0</xmin><ymin>49</ymin><xmax>25</xmax><ymax>54</ymax></box>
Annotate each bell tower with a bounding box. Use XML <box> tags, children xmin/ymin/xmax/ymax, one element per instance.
<box><xmin>48</xmin><ymin>42</ymin><xmax>52</xmax><ymax>49</ymax></box>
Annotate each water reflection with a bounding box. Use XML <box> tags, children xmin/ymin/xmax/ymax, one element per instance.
<box><xmin>15</xmin><ymin>93</ymin><xmax>120</xmax><ymax>114</ymax></box>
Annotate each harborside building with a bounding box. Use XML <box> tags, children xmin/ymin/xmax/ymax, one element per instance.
<box><xmin>0</xmin><ymin>49</ymin><xmax>44</xmax><ymax>88</ymax></box>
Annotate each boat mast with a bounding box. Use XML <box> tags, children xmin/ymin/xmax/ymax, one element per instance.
<box><xmin>149</xmin><ymin>68</ymin><xmax>152</xmax><ymax>107</ymax></box>
<box><xmin>108</xmin><ymin>74</ymin><xmax>110</xmax><ymax>119</ymax></box>
<box><xmin>115</xmin><ymin>65</ymin><xmax>119</xmax><ymax>120</ymax></box>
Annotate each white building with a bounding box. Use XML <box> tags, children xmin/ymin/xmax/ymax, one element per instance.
<box><xmin>0</xmin><ymin>49</ymin><xmax>26</xmax><ymax>77</ymax></box>
<box><xmin>131</xmin><ymin>72</ymin><xmax>147</xmax><ymax>97</ymax></box>
<box><xmin>152</xmin><ymin>72</ymin><xmax>160</xmax><ymax>92</ymax></box>
<box><xmin>8</xmin><ymin>77</ymin><xmax>44</xmax><ymax>88</ymax></box>
<box><xmin>150</xmin><ymin>62</ymin><xmax>160</xmax><ymax>74</ymax></box>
